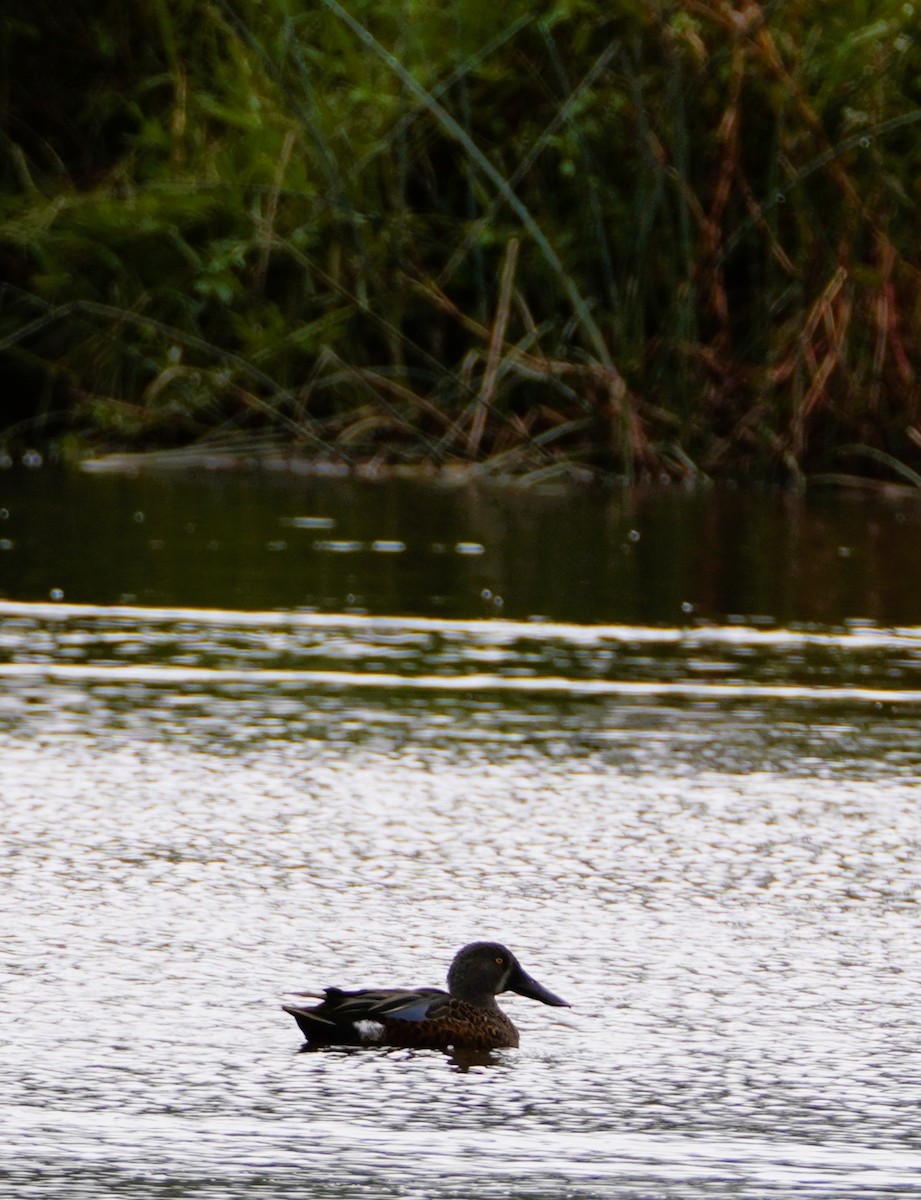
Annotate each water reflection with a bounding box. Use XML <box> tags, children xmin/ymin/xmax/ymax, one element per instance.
<box><xmin>3</xmin><ymin>466</ymin><xmax>921</xmax><ymax>625</ymax></box>
<box><xmin>297</xmin><ymin>1044</ymin><xmax>504</xmax><ymax>1074</ymax></box>
<box><xmin>4</xmin><ymin>602</ymin><xmax>921</xmax><ymax>1197</ymax></box>
<box><xmin>3</xmin><ymin>601</ymin><xmax>921</xmax><ymax>702</ymax></box>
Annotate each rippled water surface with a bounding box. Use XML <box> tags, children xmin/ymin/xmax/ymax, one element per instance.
<box><xmin>3</xmin><ymin>469</ymin><xmax>921</xmax><ymax>1197</ymax></box>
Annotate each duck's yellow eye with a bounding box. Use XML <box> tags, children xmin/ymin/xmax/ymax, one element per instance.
<box><xmin>495</xmin><ymin>957</ymin><xmax>504</xmax><ymax>965</ymax></box>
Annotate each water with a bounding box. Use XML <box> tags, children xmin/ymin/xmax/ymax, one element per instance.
<box><xmin>2</xmin><ymin>466</ymin><xmax>921</xmax><ymax>623</ymax></box>
<box><xmin>2</xmin><ymin>466</ymin><xmax>921</xmax><ymax>1198</ymax></box>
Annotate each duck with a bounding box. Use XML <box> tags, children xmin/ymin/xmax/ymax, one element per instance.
<box><xmin>283</xmin><ymin>941</ymin><xmax>570</xmax><ymax>1050</ymax></box>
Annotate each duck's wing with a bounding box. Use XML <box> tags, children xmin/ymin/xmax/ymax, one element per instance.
<box><xmin>283</xmin><ymin>986</ymin><xmax>448</xmax><ymax>1045</ymax></box>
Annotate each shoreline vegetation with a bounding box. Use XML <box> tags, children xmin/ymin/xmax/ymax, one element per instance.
<box><xmin>1</xmin><ymin>1</ymin><xmax>920</xmax><ymax>485</ymax></box>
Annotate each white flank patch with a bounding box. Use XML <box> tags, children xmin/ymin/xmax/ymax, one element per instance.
<box><xmin>354</xmin><ymin>1021</ymin><xmax>386</xmax><ymax>1043</ymax></box>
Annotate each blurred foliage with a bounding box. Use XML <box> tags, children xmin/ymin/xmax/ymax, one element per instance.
<box><xmin>1</xmin><ymin>0</ymin><xmax>920</xmax><ymax>481</ymax></box>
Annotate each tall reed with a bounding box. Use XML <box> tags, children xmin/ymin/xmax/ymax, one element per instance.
<box><xmin>1</xmin><ymin>0</ymin><xmax>919</xmax><ymax>482</ymax></box>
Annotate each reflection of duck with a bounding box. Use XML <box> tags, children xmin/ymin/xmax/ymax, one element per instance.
<box><xmin>283</xmin><ymin>941</ymin><xmax>570</xmax><ymax>1050</ymax></box>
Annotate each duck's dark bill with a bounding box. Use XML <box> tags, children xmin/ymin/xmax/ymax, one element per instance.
<box><xmin>508</xmin><ymin>963</ymin><xmax>570</xmax><ymax>1007</ymax></box>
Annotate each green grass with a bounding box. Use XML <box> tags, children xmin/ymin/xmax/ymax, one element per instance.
<box><xmin>1</xmin><ymin>0</ymin><xmax>920</xmax><ymax>483</ymax></box>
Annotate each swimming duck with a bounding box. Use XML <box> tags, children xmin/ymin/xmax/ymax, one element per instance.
<box><xmin>283</xmin><ymin>941</ymin><xmax>570</xmax><ymax>1050</ymax></box>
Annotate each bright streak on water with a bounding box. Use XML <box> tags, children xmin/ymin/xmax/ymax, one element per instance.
<box><xmin>3</xmin><ymin>598</ymin><xmax>921</xmax><ymax>648</ymax></box>
<box><xmin>3</xmin><ymin>660</ymin><xmax>921</xmax><ymax>704</ymax></box>
<box><xmin>3</xmin><ymin>600</ymin><xmax>921</xmax><ymax>1198</ymax></box>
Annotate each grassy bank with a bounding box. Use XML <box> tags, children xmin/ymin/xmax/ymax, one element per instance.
<box><xmin>1</xmin><ymin>0</ymin><xmax>920</xmax><ymax>482</ymax></box>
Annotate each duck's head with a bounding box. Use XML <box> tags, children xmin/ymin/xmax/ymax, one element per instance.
<box><xmin>447</xmin><ymin>941</ymin><xmax>570</xmax><ymax>1008</ymax></box>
